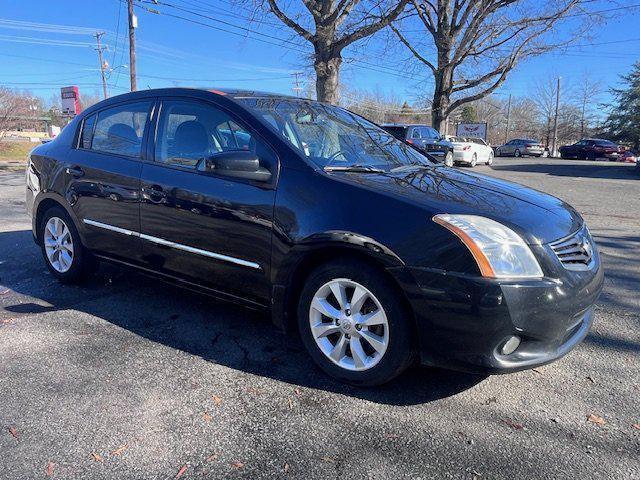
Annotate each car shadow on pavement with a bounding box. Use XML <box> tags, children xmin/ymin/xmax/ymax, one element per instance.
<box><xmin>0</xmin><ymin>229</ymin><xmax>485</xmax><ymax>406</ymax></box>
<box><xmin>489</xmin><ymin>161</ymin><xmax>638</xmax><ymax>180</ymax></box>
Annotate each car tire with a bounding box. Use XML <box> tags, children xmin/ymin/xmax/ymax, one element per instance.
<box><xmin>39</xmin><ymin>206</ymin><xmax>93</xmax><ymax>284</ymax></box>
<box><xmin>514</xmin><ymin>149</ymin><xmax>521</xmax><ymax>158</ymax></box>
<box><xmin>444</xmin><ymin>151</ymin><xmax>454</xmax><ymax>167</ymax></box>
<box><xmin>486</xmin><ymin>152</ymin><xmax>494</xmax><ymax>165</ymax></box>
<box><xmin>470</xmin><ymin>154</ymin><xmax>477</xmax><ymax>167</ymax></box>
<box><xmin>297</xmin><ymin>259</ymin><xmax>415</xmax><ymax>386</ymax></box>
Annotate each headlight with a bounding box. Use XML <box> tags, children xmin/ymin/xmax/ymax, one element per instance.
<box><xmin>433</xmin><ymin>214</ymin><xmax>543</xmax><ymax>279</ymax></box>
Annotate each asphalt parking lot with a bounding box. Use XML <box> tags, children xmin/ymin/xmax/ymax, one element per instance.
<box><xmin>1</xmin><ymin>157</ymin><xmax>638</xmax><ymax>479</ymax></box>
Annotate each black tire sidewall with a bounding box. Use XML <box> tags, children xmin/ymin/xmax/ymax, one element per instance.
<box><xmin>39</xmin><ymin>206</ymin><xmax>89</xmax><ymax>284</ymax></box>
<box><xmin>296</xmin><ymin>260</ymin><xmax>415</xmax><ymax>386</ymax></box>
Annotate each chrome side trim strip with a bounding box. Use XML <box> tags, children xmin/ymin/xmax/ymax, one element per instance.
<box><xmin>83</xmin><ymin>219</ymin><xmax>137</xmax><ymax>236</ymax></box>
<box><xmin>82</xmin><ymin>219</ymin><xmax>261</xmax><ymax>270</ymax></box>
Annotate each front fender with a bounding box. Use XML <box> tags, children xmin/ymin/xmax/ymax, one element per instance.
<box><xmin>270</xmin><ymin>230</ymin><xmax>407</xmax><ymax>331</ymax></box>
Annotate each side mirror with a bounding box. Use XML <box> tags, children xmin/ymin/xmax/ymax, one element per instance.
<box><xmin>199</xmin><ymin>151</ymin><xmax>272</xmax><ymax>182</ymax></box>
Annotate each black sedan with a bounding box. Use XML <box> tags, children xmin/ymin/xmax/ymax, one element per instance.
<box><xmin>25</xmin><ymin>88</ymin><xmax>603</xmax><ymax>386</ymax></box>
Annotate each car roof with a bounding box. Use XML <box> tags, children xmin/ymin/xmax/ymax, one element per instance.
<box><xmin>79</xmin><ymin>87</ymin><xmax>305</xmax><ymax>116</ymax></box>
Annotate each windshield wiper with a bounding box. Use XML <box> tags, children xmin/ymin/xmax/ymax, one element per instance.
<box><xmin>324</xmin><ymin>164</ymin><xmax>385</xmax><ymax>173</ymax></box>
<box><xmin>389</xmin><ymin>164</ymin><xmax>428</xmax><ymax>172</ymax></box>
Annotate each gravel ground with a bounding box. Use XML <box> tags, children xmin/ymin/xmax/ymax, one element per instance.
<box><xmin>0</xmin><ymin>158</ymin><xmax>638</xmax><ymax>479</ymax></box>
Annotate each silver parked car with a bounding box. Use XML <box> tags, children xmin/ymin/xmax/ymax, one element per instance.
<box><xmin>496</xmin><ymin>139</ymin><xmax>544</xmax><ymax>157</ymax></box>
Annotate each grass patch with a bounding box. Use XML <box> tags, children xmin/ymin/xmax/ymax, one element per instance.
<box><xmin>0</xmin><ymin>141</ymin><xmax>37</xmax><ymax>161</ymax></box>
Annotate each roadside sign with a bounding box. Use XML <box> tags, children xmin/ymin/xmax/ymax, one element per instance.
<box><xmin>456</xmin><ymin>122</ymin><xmax>487</xmax><ymax>141</ymax></box>
<box><xmin>60</xmin><ymin>86</ymin><xmax>81</xmax><ymax>116</ymax></box>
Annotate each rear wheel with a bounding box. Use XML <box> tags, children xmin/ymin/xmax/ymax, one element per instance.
<box><xmin>297</xmin><ymin>260</ymin><xmax>415</xmax><ymax>386</ymax></box>
<box><xmin>39</xmin><ymin>206</ymin><xmax>93</xmax><ymax>284</ymax></box>
<box><xmin>444</xmin><ymin>151</ymin><xmax>454</xmax><ymax>167</ymax></box>
<box><xmin>470</xmin><ymin>153</ymin><xmax>477</xmax><ymax>167</ymax></box>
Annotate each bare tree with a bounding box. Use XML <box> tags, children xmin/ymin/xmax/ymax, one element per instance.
<box><xmin>258</xmin><ymin>0</ymin><xmax>410</xmax><ymax>104</ymax></box>
<box><xmin>573</xmin><ymin>74</ymin><xmax>603</xmax><ymax>137</ymax></box>
<box><xmin>392</xmin><ymin>0</ymin><xmax>596</xmax><ymax>132</ymax></box>
<box><xmin>0</xmin><ymin>88</ymin><xmax>45</xmax><ymax>137</ymax></box>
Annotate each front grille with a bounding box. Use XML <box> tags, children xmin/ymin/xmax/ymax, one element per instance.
<box><xmin>550</xmin><ymin>227</ymin><xmax>595</xmax><ymax>271</ymax></box>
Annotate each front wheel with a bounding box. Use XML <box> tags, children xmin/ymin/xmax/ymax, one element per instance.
<box><xmin>39</xmin><ymin>206</ymin><xmax>93</xmax><ymax>284</ymax></box>
<box><xmin>444</xmin><ymin>151</ymin><xmax>454</xmax><ymax>167</ymax></box>
<box><xmin>486</xmin><ymin>152</ymin><xmax>494</xmax><ymax>165</ymax></box>
<box><xmin>297</xmin><ymin>260</ymin><xmax>415</xmax><ymax>386</ymax></box>
<box><xmin>470</xmin><ymin>153</ymin><xmax>477</xmax><ymax>167</ymax></box>
<box><xmin>514</xmin><ymin>149</ymin><xmax>521</xmax><ymax>157</ymax></box>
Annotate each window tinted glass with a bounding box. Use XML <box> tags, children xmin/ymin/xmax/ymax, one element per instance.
<box><xmin>594</xmin><ymin>139</ymin><xmax>616</xmax><ymax>146</ymax></box>
<box><xmin>155</xmin><ymin>100</ymin><xmax>271</xmax><ymax>170</ymax></box>
<box><xmin>382</xmin><ymin>126</ymin><xmax>408</xmax><ymax>140</ymax></box>
<box><xmin>79</xmin><ymin>113</ymin><xmax>96</xmax><ymax>149</ymax></box>
<box><xmin>411</xmin><ymin>128</ymin><xmax>421</xmax><ymax>139</ymax></box>
<box><xmin>238</xmin><ymin>97</ymin><xmax>432</xmax><ymax>170</ymax></box>
<box><xmin>91</xmin><ymin>101</ymin><xmax>151</xmax><ymax>157</ymax></box>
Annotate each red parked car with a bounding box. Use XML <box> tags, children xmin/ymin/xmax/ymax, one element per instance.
<box><xmin>559</xmin><ymin>139</ymin><xmax>620</xmax><ymax>160</ymax></box>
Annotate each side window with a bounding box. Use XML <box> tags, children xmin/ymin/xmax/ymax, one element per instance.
<box><xmin>155</xmin><ymin>100</ymin><xmax>274</xmax><ymax>173</ymax></box>
<box><xmin>411</xmin><ymin>128</ymin><xmax>421</xmax><ymax>139</ymax></box>
<box><xmin>91</xmin><ymin>101</ymin><xmax>151</xmax><ymax>157</ymax></box>
<box><xmin>79</xmin><ymin>113</ymin><xmax>96</xmax><ymax>149</ymax></box>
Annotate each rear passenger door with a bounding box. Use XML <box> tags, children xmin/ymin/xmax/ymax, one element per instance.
<box><xmin>139</xmin><ymin>98</ymin><xmax>277</xmax><ymax>305</ymax></box>
<box><xmin>66</xmin><ymin>100</ymin><xmax>154</xmax><ymax>262</ymax></box>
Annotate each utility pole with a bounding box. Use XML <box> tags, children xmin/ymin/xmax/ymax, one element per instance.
<box><xmin>551</xmin><ymin>77</ymin><xmax>561</xmax><ymax>157</ymax></box>
<box><xmin>93</xmin><ymin>32</ymin><xmax>109</xmax><ymax>100</ymax></box>
<box><xmin>292</xmin><ymin>72</ymin><xmax>303</xmax><ymax>97</ymax></box>
<box><xmin>504</xmin><ymin>93</ymin><xmax>512</xmax><ymax>144</ymax></box>
<box><xmin>128</xmin><ymin>0</ymin><xmax>138</xmax><ymax>92</ymax></box>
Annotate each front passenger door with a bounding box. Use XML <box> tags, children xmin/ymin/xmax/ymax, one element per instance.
<box><xmin>139</xmin><ymin>98</ymin><xmax>277</xmax><ymax>305</ymax></box>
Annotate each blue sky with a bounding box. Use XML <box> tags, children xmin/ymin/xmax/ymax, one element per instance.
<box><xmin>1</xmin><ymin>0</ymin><xmax>639</xmax><ymax>108</ymax></box>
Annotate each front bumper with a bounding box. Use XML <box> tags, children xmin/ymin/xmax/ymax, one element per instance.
<box><xmin>390</xmin><ymin>251</ymin><xmax>604</xmax><ymax>374</ymax></box>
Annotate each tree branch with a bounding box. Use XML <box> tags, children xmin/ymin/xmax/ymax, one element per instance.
<box><xmin>335</xmin><ymin>0</ymin><xmax>410</xmax><ymax>50</ymax></box>
<box><xmin>266</xmin><ymin>0</ymin><xmax>315</xmax><ymax>41</ymax></box>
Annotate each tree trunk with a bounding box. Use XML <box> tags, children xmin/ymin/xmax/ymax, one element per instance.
<box><xmin>314</xmin><ymin>50</ymin><xmax>342</xmax><ymax>104</ymax></box>
<box><xmin>431</xmin><ymin>73</ymin><xmax>450</xmax><ymax>133</ymax></box>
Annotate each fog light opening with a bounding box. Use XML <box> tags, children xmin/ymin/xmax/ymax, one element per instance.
<box><xmin>500</xmin><ymin>335</ymin><xmax>521</xmax><ymax>355</ymax></box>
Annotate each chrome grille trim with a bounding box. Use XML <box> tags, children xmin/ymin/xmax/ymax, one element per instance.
<box><xmin>549</xmin><ymin>226</ymin><xmax>595</xmax><ymax>271</ymax></box>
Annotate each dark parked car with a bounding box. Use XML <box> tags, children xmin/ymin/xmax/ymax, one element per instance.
<box><xmin>495</xmin><ymin>139</ymin><xmax>544</xmax><ymax>157</ymax></box>
<box><xmin>559</xmin><ymin>139</ymin><xmax>620</xmax><ymax>160</ymax></box>
<box><xmin>26</xmin><ymin>88</ymin><xmax>603</xmax><ymax>386</ymax></box>
<box><xmin>381</xmin><ymin>124</ymin><xmax>454</xmax><ymax>166</ymax></box>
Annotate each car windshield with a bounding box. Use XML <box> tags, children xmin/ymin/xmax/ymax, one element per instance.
<box><xmin>594</xmin><ymin>140</ymin><xmax>616</xmax><ymax>146</ymax></box>
<box><xmin>237</xmin><ymin>97</ymin><xmax>433</xmax><ymax>170</ymax></box>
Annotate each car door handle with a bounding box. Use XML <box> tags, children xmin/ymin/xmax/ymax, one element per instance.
<box><xmin>65</xmin><ymin>166</ymin><xmax>84</xmax><ymax>178</ymax></box>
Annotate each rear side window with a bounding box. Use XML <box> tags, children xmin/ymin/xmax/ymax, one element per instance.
<box><xmin>90</xmin><ymin>101</ymin><xmax>152</xmax><ymax>157</ymax></box>
<box><xmin>382</xmin><ymin>126</ymin><xmax>408</xmax><ymax>140</ymax></box>
<box><xmin>79</xmin><ymin>114</ymin><xmax>96</xmax><ymax>149</ymax></box>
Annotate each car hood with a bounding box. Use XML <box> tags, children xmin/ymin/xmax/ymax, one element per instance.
<box><xmin>333</xmin><ymin>166</ymin><xmax>583</xmax><ymax>245</ymax></box>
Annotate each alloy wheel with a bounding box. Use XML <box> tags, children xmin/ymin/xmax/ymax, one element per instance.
<box><xmin>44</xmin><ymin>217</ymin><xmax>74</xmax><ymax>273</ymax></box>
<box><xmin>487</xmin><ymin>152</ymin><xmax>494</xmax><ymax>165</ymax></box>
<box><xmin>308</xmin><ymin>278</ymin><xmax>389</xmax><ymax>371</ymax></box>
<box><xmin>444</xmin><ymin>152</ymin><xmax>454</xmax><ymax>167</ymax></box>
